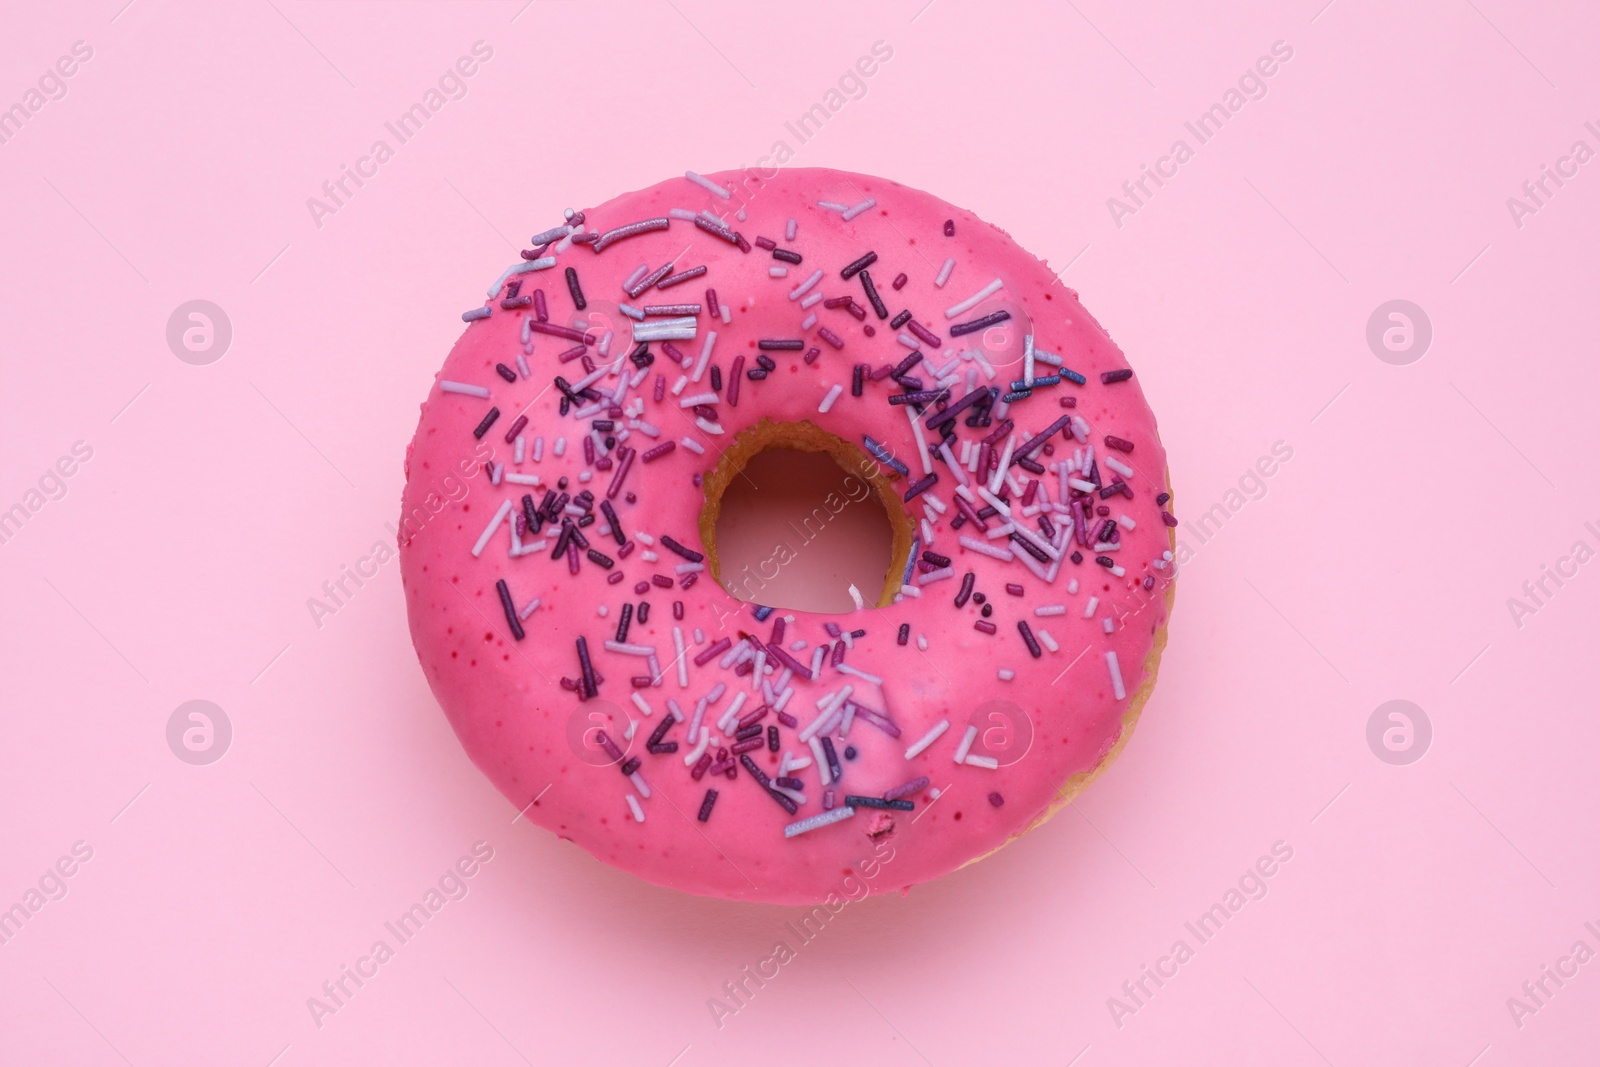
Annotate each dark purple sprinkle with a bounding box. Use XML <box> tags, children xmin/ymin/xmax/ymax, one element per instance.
<box><xmin>564</xmin><ymin>266</ymin><xmax>587</xmax><ymax>310</ymax></box>
<box><xmin>494</xmin><ymin>363</ymin><xmax>517</xmax><ymax>383</ymax></box>
<box><xmin>472</xmin><ymin>407</ymin><xmax>500</xmax><ymax>439</ymax></box>
<box><xmin>530</xmin><ymin>321</ymin><xmax>594</xmax><ymax>345</ymax></box>
<box><xmin>987</xmin><ymin>791</ymin><xmax>1004</xmax><ymax>807</ymax></box>
<box><xmin>1004</xmin><ymin>583</ymin><xmax>1025</xmax><ymax>597</ymax></box>
<box><xmin>755</xmin><ymin>235</ymin><xmax>777</xmax><ymax>250</ymax></box>
<box><xmin>619</xmin><ymin>756</ymin><xmax>640</xmax><ymax>777</ymax></box>
<box><xmin>851</xmin><ymin>364</ymin><xmax>865</xmax><ymax>397</ymax></box>
<box><xmin>640</xmin><ymin>441</ymin><xmax>676</xmax><ymax>463</ymax></box>
<box><xmin>955</xmin><ymin>571</ymin><xmax>976</xmax><ymax>608</ymax></box>
<box><xmin>846</xmin><ymin>795</ymin><xmax>914</xmax><ymax>811</ymax></box>
<box><xmin>1098</xmin><ymin>519</ymin><xmax>1118</xmax><ymax>542</ymax></box>
<box><xmin>631</xmin><ymin>676</ymin><xmax>652</xmax><ymax>688</ymax></box>
<box><xmin>733</xmin><ymin>232</ymin><xmax>751</xmax><ymax>254</ymax></box>
<box><xmin>500</xmin><ymin>295</ymin><xmax>531</xmax><ymax>310</ymax></box>
<box><xmin>1101</xmin><ymin>368</ymin><xmax>1134</xmax><ymax>384</ymax></box>
<box><xmin>647</xmin><ymin>742</ymin><xmax>679</xmax><ymax>754</ymax></box>
<box><xmin>755</xmin><ymin>355</ymin><xmax>777</xmax><ymax>371</ymax></box>
<box><xmin>772</xmin><ymin>248</ymin><xmax>802</xmax><ymax>265</ymax></box>
<box><xmin>897</xmin><ymin>623</ymin><xmax>910</xmax><ymax>646</ymax></box>
<box><xmin>890</xmin><ymin>309</ymin><xmax>912</xmax><ymax>329</ymax></box>
<box><xmin>924</xmin><ymin>386</ymin><xmax>986</xmax><ymax>428</ymax></box>
<box><xmin>858</xmin><ymin>270</ymin><xmax>889</xmax><ymax>319</ymax></box>
<box><xmin>651</xmin><ymin>574</ymin><xmax>673</xmax><ymax>589</ymax></box>
<box><xmin>697</xmin><ymin>789</ymin><xmax>718</xmax><ymax>821</ymax></box>
<box><xmin>735</xmin><ymin>724</ymin><xmax>763</xmax><ymax>743</ymax></box>
<box><xmin>1017</xmin><ymin>620</ymin><xmax>1043</xmax><ymax>659</ymax></box>
<box><xmin>633</xmin><ymin>581</ymin><xmax>649</xmax><ymax>595</ymax></box>
<box><xmin>654</xmin><ymin>265</ymin><xmax>707</xmax><ymax>290</ymax></box>
<box><xmin>775</xmin><ymin>776</ymin><xmax>804</xmax><ymax>791</ymax></box>
<box><xmin>494</xmin><ymin>579</ymin><xmax>525</xmax><ymax>641</ymax></box>
<box><xmin>892</xmin><ymin>272</ymin><xmax>908</xmax><ymax>290</ymax></box>
<box><xmin>767</xmin><ymin>725</ymin><xmax>780</xmax><ymax>752</ymax></box>
<box><xmin>705</xmin><ymin>288</ymin><xmax>720</xmax><ymax>316</ymax></box>
<box><xmin>586</xmin><ymin>548</ymin><xmax>614</xmax><ymax>569</ymax></box>
<box><xmin>672</xmin><ymin>600</ymin><xmax>684</xmax><ymax>621</ymax></box>
<box><xmin>576</xmin><ymin>636</ymin><xmax>597</xmax><ymax>698</ymax></box>
<box><xmin>661</xmin><ymin>342</ymin><xmax>689</xmax><ymax>367</ymax></box>
<box><xmin>902</xmin><ymin>474</ymin><xmax>937</xmax><ymax>502</ymax></box>
<box><xmin>776</xmin><ymin>710</ymin><xmax>798</xmax><ymax>728</ymax></box>
<box><xmin>758</xmin><ymin>339</ymin><xmax>805</xmax><ymax>351</ymax></box>
<box><xmin>943</xmin><ymin>219</ymin><xmax>955</xmax><ymax>236</ymax></box>
<box><xmin>820</xmin><ymin>737</ymin><xmax>842</xmax><ymax>782</ymax></box>
<box><xmin>949</xmin><ymin>309</ymin><xmax>1011</xmax><ymax>337</ymax></box>
<box><xmin>594</xmin><ymin>730</ymin><xmax>623</xmax><ymax>762</ymax></box>
<box><xmin>615</xmin><ymin>603</ymin><xmax>634</xmax><ymax>642</ymax></box>
<box><xmin>636</xmin><ymin>601</ymin><xmax>650</xmax><ymax>623</ymax></box>
<box><xmin>907</xmin><ymin>320</ymin><xmax>942</xmax><ymax>347</ymax></box>
<box><xmin>1059</xmin><ymin>395</ymin><xmax>1078</xmax><ymax>408</ymax></box>
<box><xmin>532</xmin><ymin>289</ymin><xmax>548</xmax><ymax>322</ymax></box>
<box><xmin>1095</xmin><ymin>555</ymin><xmax>1116</xmax><ymax>569</ymax></box>
<box><xmin>501</xmin><ymin>414</ymin><xmax>529</xmax><ymax>444</ymax></box>
<box><xmin>737</xmin><ymin>753</ymin><xmax>770</xmax><ymax>787</ymax></box>
<box><xmin>830</xmin><ymin>640</ymin><xmax>846</xmax><ymax>667</ymax></box>
<box><xmin>974</xmin><ymin>619</ymin><xmax>998</xmax><ymax>635</ymax></box>
<box><xmin>889</xmin><ymin>389</ymin><xmax>948</xmax><ymax>407</ymax></box>
<box><xmin>710</xmin><ymin>365</ymin><xmax>722</xmax><ymax>392</ymax></box>
<box><xmin>599</xmin><ymin>499</ymin><xmax>624</xmax><ymax>545</ymax></box>
<box><xmin>818</xmin><ymin>327</ymin><xmax>844</xmax><ymax>350</ymax></box>
<box><xmin>1162</xmin><ymin>511</ymin><xmax>1179</xmax><ymax>527</ymax></box>
<box><xmin>659</xmin><ymin>534</ymin><xmax>704</xmax><ymax>563</ymax></box>
<box><xmin>840</xmin><ymin>250</ymin><xmax>877</xmax><ymax>279</ymax></box>
<box><xmin>1105</xmin><ymin>435</ymin><xmax>1135</xmax><ymax>453</ymax></box>
<box><xmin>1071</xmin><ymin>550</ymin><xmax>1084</xmax><ymax>564</ymax></box>
<box><xmin>770</xmin><ymin>616</ymin><xmax>786</xmax><ymax>646</ymax></box>
<box><xmin>1011</xmin><ymin>534</ymin><xmax>1049</xmax><ymax>563</ymax></box>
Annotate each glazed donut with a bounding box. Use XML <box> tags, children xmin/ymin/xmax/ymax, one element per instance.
<box><xmin>399</xmin><ymin>167</ymin><xmax>1177</xmax><ymax>904</ymax></box>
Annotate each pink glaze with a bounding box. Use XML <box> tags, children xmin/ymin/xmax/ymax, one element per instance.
<box><xmin>399</xmin><ymin>168</ymin><xmax>1176</xmax><ymax>904</ymax></box>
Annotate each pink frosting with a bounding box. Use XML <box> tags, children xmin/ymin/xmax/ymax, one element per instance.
<box><xmin>399</xmin><ymin>168</ymin><xmax>1175</xmax><ymax>904</ymax></box>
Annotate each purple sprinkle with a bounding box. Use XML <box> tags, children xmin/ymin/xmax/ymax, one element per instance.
<box><xmin>494</xmin><ymin>580</ymin><xmax>524</xmax><ymax>641</ymax></box>
<box><xmin>1101</xmin><ymin>368</ymin><xmax>1134</xmax><ymax>384</ymax></box>
<box><xmin>591</xmin><ymin>217</ymin><xmax>670</xmax><ymax>254</ymax></box>
<box><xmin>987</xmin><ymin>791</ymin><xmax>1004</xmax><ymax>807</ymax></box>
<box><xmin>657</xmin><ymin>265</ymin><xmax>708</xmax><ymax>289</ymax></box>
<box><xmin>694</xmin><ymin>637</ymin><xmax>732</xmax><ymax>667</ymax></box>
<box><xmin>949</xmin><ymin>309</ymin><xmax>1011</xmax><ymax>337</ymax></box>
<box><xmin>885</xmin><ymin>776</ymin><xmax>930</xmax><ymax>802</ymax></box>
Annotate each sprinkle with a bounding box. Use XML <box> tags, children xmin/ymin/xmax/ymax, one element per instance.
<box><xmin>758</xmin><ymin>339</ymin><xmax>805</xmax><ymax>351</ymax></box>
<box><xmin>965</xmin><ymin>755</ymin><xmax>999</xmax><ymax>770</ymax></box>
<box><xmin>841</xmin><ymin>198</ymin><xmax>877</xmax><ymax>221</ymax></box>
<box><xmin>840</xmin><ymin>251</ymin><xmax>878</xmax><ymax>279</ymax></box>
<box><xmin>788</xmin><ymin>269</ymin><xmax>824</xmax><ymax>300</ymax></box>
<box><xmin>439</xmin><ymin>380</ymin><xmax>491</xmax><ymax>398</ymax></box>
<box><xmin>955</xmin><ymin>571</ymin><xmax>976</xmax><ymax>607</ymax></box>
<box><xmin>949</xmin><ymin>309</ymin><xmax>1012</xmax><ymax>337</ymax></box>
<box><xmin>672</xmin><ymin>627</ymin><xmax>688</xmax><ymax>687</ymax></box>
<box><xmin>944</xmin><ymin>278</ymin><xmax>1003</xmax><ymax>318</ymax></box>
<box><xmin>1035</xmin><ymin>604</ymin><xmax>1067</xmax><ymax>616</ymax></box>
<box><xmin>471</xmin><ymin>407</ymin><xmax>501</xmax><ymax>440</ymax></box>
<box><xmin>625</xmin><ymin>794</ymin><xmax>645</xmax><ymax>822</ymax></box>
<box><xmin>684</xmin><ymin>170</ymin><xmax>732</xmax><ymax>198</ymax></box>
<box><xmin>697</xmin><ymin>789</ymin><xmax>718</xmax><ymax>821</ymax></box>
<box><xmin>904</xmin><ymin>719</ymin><xmax>950</xmax><ymax>759</ymax></box>
<box><xmin>591</xmin><ymin>217</ymin><xmax>670</xmax><ymax>254</ymax></box>
<box><xmin>934</xmin><ymin>258</ymin><xmax>955</xmax><ymax>287</ymax></box>
<box><xmin>471</xmin><ymin>500</ymin><xmax>513</xmax><ymax>557</ymax></box>
<box><xmin>786</xmin><ymin>218</ymin><xmax>797</xmax><ymax>240</ymax></box>
<box><xmin>694</xmin><ymin>215</ymin><xmax>743</xmax><ymax>247</ymax></box>
<box><xmin>1017</xmin><ymin>621</ymin><xmax>1042</xmax><ymax>658</ymax></box>
<box><xmin>858</xmin><ymin>270</ymin><xmax>889</xmax><ymax>319</ymax></box>
<box><xmin>884</xmin><ymin>776</ymin><xmax>930</xmax><ymax>801</ymax></box>
<box><xmin>784</xmin><ymin>806</ymin><xmax>857</xmax><ymax>838</ymax></box>
<box><xmin>1106</xmin><ymin>651</ymin><xmax>1126</xmax><ymax>699</ymax></box>
<box><xmin>953</xmin><ymin>724</ymin><xmax>978</xmax><ymax>763</ymax></box>
<box><xmin>486</xmin><ymin>257</ymin><xmax>556</xmax><ymax>298</ymax></box>
<box><xmin>818</xmin><ymin>327</ymin><xmax>845</xmax><ymax>349</ymax></box>
<box><xmin>494</xmin><ymin>579</ymin><xmax>525</xmax><ymax>640</ymax></box>
<box><xmin>863</xmin><ymin>435</ymin><xmax>909</xmax><ymax>475</ymax></box>
<box><xmin>818</xmin><ymin>384</ymin><xmax>844</xmax><ymax>413</ymax></box>
<box><xmin>958</xmin><ymin>535</ymin><xmax>1014</xmax><ymax>562</ymax></box>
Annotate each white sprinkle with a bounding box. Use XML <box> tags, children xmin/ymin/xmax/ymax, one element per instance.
<box><xmin>695</xmin><ymin>417</ymin><xmax>723</xmax><ymax>435</ymax></box>
<box><xmin>518</xmin><ymin>598</ymin><xmax>540</xmax><ymax>620</ymax></box>
<box><xmin>489</xmin><ymin>462</ymin><xmax>503</xmax><ymax>486</ymax></box>
<box><xmin>471</xmin><ymin>500</ymin><xmax>513</xmax><ymax>557</ymax></box>
<box><xmin>682</xmin><ymin>724</ymin><xmax>711</xmax><ymax>766</ymax></box>
<box><xmin>1038</xmin><ymin>629</ymin><xmax>1059</xmax><ymax>652</ymax></box>
<box><xmin>835</xmin><ymin>663</ymin><xmax>883</xmax><ymax>686</ymax></box>
<box><xmin>841</xmin><ymin>197</ymin><xmax>876</xmax><ymax>221</ymax></box>
<box><xmin>674</xmin><ymin>562</ymin><xmax>704</xmax><ymax>575</ymax></box>
<box><xmin>679</xmin><ymin>391</ymin><xmax>718</xmax><ymax>408</ymax></box>
<box><xmin>1085</xmin><ymin>596</ymin><xmax>1099</xmax><ymax>618</ymax></box>
<box><xmin>694</xmin><ymin>331</ymin><xmax>717</xmax><ymax>381</ymax></box>
<box><xmin>784</xmin><ymin>806</ymin><xmax>856</xmax><ymax>838</ymax></box>
<box><xmin>817</xmin><ymin>200</ymin><xmax>848</xmax><ymax>212</ymax></box>
<box><xmin>958</xmin><ymin>535</ymin><xmax>1014</xmax><ymax>562</ymax></box>
<box><xmin>623</xmin><ymin>264</ymin><xmax>649</xmax><ymax>292</ymax></box>
<box><xmin>897</xmin><ymin>332</ymin><xmax>921</xmax><ymax>350</ymax></box>
<box><xmin>513</xmin><ymin>436</ymin><xmax>525</xmax><ymax>464</ymax></box>
<box><xmin>631</xmin><ymin>692</ymin><xmax>654</xmax><ymax>717</ymax></box>
<box><xmin>965</xmin><ymin>755</ymin><xmax>1000</xmax><ymax>769</ymax></box>
<box><xmin>810</xmin><ymin>736</ymin><xmax>832</xmax><ymax>783</ymax></box>
<box><xmin>953</xmin><ymin>725</ymin><xmax>979</xmax><ymax>763</ymax></box>
<box><xmin>619</xmin><ymin>303</ymin><xmax>645</xmax><ymax>321</ymax></box>
<box><xmin>1105</xmin><ymin>455</ymin><xmax>1135</xmax><ymax>479</ymax></box>
<box><xmin>685</xmin><ymin>170</ymin><xmax>731</xmax><ymax>198</ymax></box>
<box><xmin>770</xmin><ymin>266</ymin><xmax>789</xmax><ymax>278</ymax></box>
<box><xmin>630</xmin><ymin>771</ymin><xmax>651</xmax><ymax>799</ymax></box>
<box><xmin>819</xmin><ymin>384</ymin><xmax>844</xmax><ymax>413</ymax></box>
<box><xmin>625</xmin><ymin>794</ymin><xmax>645</xmax><ymax>822</ymax></box>
<box><xmin>439</xmin><ymin>380</ymin><xmax>491</xmax><ymax>398</ymax></box>
<box><xmin>945</xmin><ymin>278</ymin><xmax>1003</xmax><ymax>319</ymax></box>
<box><xmin>801</xmin><ymin>311</ymin><xmax>817</xmax><ymax>331</ymax></box>
<box><xmin>516</xmin><ymin>354</ymin><xmax>531</xmax><ymax>379</ymax></box>
<box><xmin>1106</xmin><ymin>651</ymin><xmax>1126</xmax><ymax>700</ymax></box>
<box><xmin>1119</xmin><ymin>514</ymin><xmax>1137</xmax><ymax>530</ymax></box>
<box><xmin>788</xmin><ymin>269</ymin><xmax>824</xmax><ymax>301</ymax></box>
<box><xmin>934</xmin><ymin>258</ymin><xmax>955</xmax><ymax>287</ymax></box>
<box><xmin>801</xmin><ymin>290</ymin><xmax>824</xmax><ymax>309</ymax></box>
<box><xmin>847</xmin><ymin>583</ymin><xmax>865</xmax><ymax>610</ymax></box>
<box><xmin>786</xmin><ymin>218</ymin><xmax>797</xmax><ymax>240</ymax></box>
<box><xmin>673</xmin><ymin>627</ymin><xmax>688</xmax><ymax>687</ymax></box>
<box><xmin>680</xmin><ymin>437</ymin><xmax>706</xmax><ymax>455</ymax></box>
<box><xmin>1103</xmin><ymin>617</ymin><xmax>1115</xmax><ymax>633</ymax></box>
<box><xmin>904</xmin><ymin>719</ymin><xmax>950</xmax><ymax>759</ymax></box>
<box><xmin>669</xmin><ymin>207</ymin><xmax>698</xmax><ymax>221</ymax></box>
<box><xmin>916</xmin><ymin>567</ymin><xmax>955</xmax><ymax>585</ymax></box>
<box><xmin>917</xmin><ymin>633</ymin><xmax>929</xmax><ymax>651</ymax></box>
<box><xmin>487</xmin><ymin>257</ymin><xmax>555</xmax><ymax>298</ymax></box>
<box><xmin>553</xmin><ymin>437</ymin><xmax>567</xmax><ymax>457</ymax></box>
<box><xmin>720</xmin><ymin>304</ymin><xmax>731</xmax><ymax>324</ymax></box>
<box><xmin>998</xmin><ymin>668</ymin><xmax>1015</xmax><ymax>681</ymax></box>
<box><xmin>1035</xmin><ymin>605</ymin><xmax>1066</xmax><ymax>616</ymax></box>
<box><xmin>989</xmin><ymin>436</ymin><xmax>1016</xmax><ymax>493</ymax></box>
<box><xmin>938</xmin><ymin>441</ymin><xmax>969</xmax><ymax>485</ymax></box>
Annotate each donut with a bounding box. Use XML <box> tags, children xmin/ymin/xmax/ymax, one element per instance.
<box><xmin>399</xmin><ymin>167</ymin><xmax>1177</xmax><ymax>904</ymax></box>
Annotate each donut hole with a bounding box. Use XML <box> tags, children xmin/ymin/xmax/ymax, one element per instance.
<box><xmin>703</xmin><ymin>421</ymin><xmax>913</xmax><ymax>615</ymax></box>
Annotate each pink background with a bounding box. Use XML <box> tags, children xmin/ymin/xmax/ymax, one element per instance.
<box><xmin>3</xmin><ymin>0</ymin><xmax>1597</xmax><ymax>1063</ymax></box>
